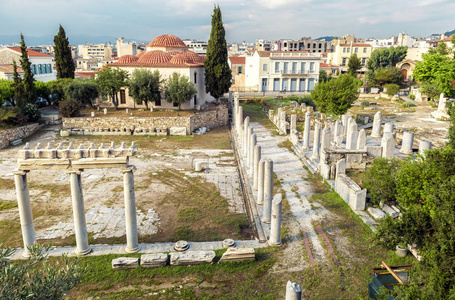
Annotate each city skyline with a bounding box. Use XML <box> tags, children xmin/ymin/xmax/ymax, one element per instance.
<box><xmin>1</xmin><ymin>0</ymin><xmax>454</xmax><ymax>45</ymax></box>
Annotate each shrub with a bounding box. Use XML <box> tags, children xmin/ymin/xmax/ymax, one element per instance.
<box><xmin>361</xmin><ymin>100</ymin><xmax>370</xmax><ymax>107</ymax></box>
<box><xmin>363</xmin><ymin>157</ymin><xmax>402</xmax><ymax>205</ymax></box>
<box><xmin>409</xmin><ymin>94</ymin><xmax>416</xmax><ymax>100</ymax></box>
<box><xmin>384</xmin><ymin>83</ymin><xmax>400</xmax><ymax>96</ymax></box>
<box><xmin>22</xmin><ymin>103</ymin><xmax>41</xmax><ymax>122</ymax></box>
<box><xmin>402</xmin><ymin>102</ymin><xmax>416</xmax><ymax>108</ymax></box>
<box><xmin>59</xmin><ymin>99</ymin><xmax>80</xmax><ymax>117</ymax></box>
<box><xmin>4</xmin><ymin>111</ymin><xmax>28</xmax><ymax>126</ymax></box>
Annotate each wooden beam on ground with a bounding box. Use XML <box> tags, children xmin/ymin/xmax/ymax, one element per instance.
<box><xmin>381</xmin><ymin>261</ymin><xmax>404</xmax><ymax>285</ymax></box>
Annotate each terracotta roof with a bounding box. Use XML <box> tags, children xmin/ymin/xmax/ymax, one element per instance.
<box><xmin>340</xmin><ymin>44</ymin><xmax>372</xmax><ymax>47</ymax></box>
<box><xmin>136</xmin><ymin>51</ymin><xmax>146</xmax><ymax>58</ymax></box>
<box><xmin>229</xmin><ymin>56</ymin><xmax>245</xmax><ymax>64</ymax></box>
<box><xmin>8</xmin><ymin>47</ymin><xmax>53</xmax><ymax>57</ymax></box>
<box><xmin>181</xmin><ymin>50</ymin><xmax>203</xmax><ymax>63</ymax></box>
<box><xmin>118</xmin><ymin>55</ymin><xmax>138</xmax><ymax>64</ymax></box>
<box><xmin>442</xmin><ymin>36</ymin><xmax>453</xmax><ymax>41</ymax></box>
<box><xmin>111</xmin><ymin>49</ymin><xmax>204</xmax><ymax>68</ymax></box>
<box><xmin>75</xmin><ymin>72</ymin><xmax>95</xmax><ymax>79</ymax></box>
<box><xmin>320</xmin><ymin>63</ymin><xmax>339</xmax><ymax>68</ymax></box>
<box><xmin>0</xmin><ymin>64</ymin><xmax>24</xmax><ymax>74</ymax></box>
<box><xmin>148</xmin><ymin>34</ymin><xmax>187</xmax><ymax>48</ymax></box>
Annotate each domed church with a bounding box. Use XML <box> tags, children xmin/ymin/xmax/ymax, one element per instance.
<box><xmin>110</xmin><ymin>34</ymin><xmax>214</xmax><ymax>109</ymax></box>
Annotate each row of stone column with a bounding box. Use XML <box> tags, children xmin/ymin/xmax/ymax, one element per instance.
<box><xmin>14</xmin><ymin>168</ymin><xmax>140</xmax><ymax>257</ymax></box>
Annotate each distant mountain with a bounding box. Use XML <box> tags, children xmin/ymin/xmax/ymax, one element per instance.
<box><xmin>315</xmin><ymin>36</ymin><xmax>335</xmax><ymax>42</ymax></box>
<box><xmin>444</xmin><ymin>29</ymin><xmax>455</xmax><ymax>37</ymax></box>
<box><xmin>0</xmin><ymin>34</ymin><xmax>148</xmax><ymax>46</ymax></box>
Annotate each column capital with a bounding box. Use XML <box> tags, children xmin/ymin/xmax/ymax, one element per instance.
<box><xmin>13</xmin><ymin>170</ymin><xmax>29</xmax><ymax>175</ymax></box>
<box><xmin>67</xmin><ymin>170</ymin><xmax>83</xmax><ymax>175</ymax></box>
<box><xmin>122</xmin><ymin>165</ymin><xmax>137</xmax><ymax>174</ymax></box>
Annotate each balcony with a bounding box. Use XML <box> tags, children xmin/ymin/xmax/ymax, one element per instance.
<box><xmin>272</xmin><ymin>69</ymin><xmax>314</xmax><ymax>76</ymax></box>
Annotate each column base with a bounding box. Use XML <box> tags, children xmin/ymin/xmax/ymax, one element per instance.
<box><xmin>268</xmin><ymin>240</ymin><xmax>282</xmax><ymax>246</ymax></box>
<box><xmin>371</xmin><ymin>133</ymin><xmax>382</xmax><ymax>138</ymax></box>
<box><xmin>399</xmin><ymin>149</ymin><xmax>412</xmax><ymax>154</ymax></box>
<box><xmin>261</xmin><ymin>218</ymin><xmax>271</xmax><ymax>224</ymax></box>
<box><xmin>75</xmin><ymin>247</ymin><xmax>92</xmax><ymax>256</ymax></box>
<box><xmin>22</xmin><ymin>249</ymin><xmax>32</xmax><ymax>258</ymax></box>
<box><xmin>125</xmin><ymin>244</ymin><xmax>141</xmax><ymax>253</ymax></box>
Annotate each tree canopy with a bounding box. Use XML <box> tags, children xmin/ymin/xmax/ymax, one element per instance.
<box><xmin>164</xmin><ymin>73</ymin><xmax>197</xmax><ymax>110</ymax></box>
<box><xmin>96</xmin><ymin>67</ymin><xmax>129</xmax><ymax>110</ymax></box>
<box><xmin>53</xmin><ymin>25</ymin><xmax>75</xmax><ymax>79</ymax></box>
<box><xmin>347</xmin><ymin>53</ymin><xmax>362</xmax><ymax>77</ymax></box>
<box><xmin>371</xmin><ymin>66</ymin><xmax>404</xmax><ymax>86</ymax></box>
<box><xmin>367</xmin><ymin>46</ymin><xmax>408</xmax><ymax>71</ymax></box>
<box><xmin>128</xmin><ymin>69</ymin><xmax>161</xmax><ymax>109</ymax></box>
<box><xmin>0</xmin><ymin>79</ymin><xmax>14</xmax><ymax>107</ymax></box>
<box><xmin>64</xmin><ymin>79</ymin><xmax>99</xmax><ymax>109</ymax></box>
<box><xmin>204</xmin><ymin>5</ymin><xmax>232</xmax><ymax>100</ymax></box>
<box><xmin>12</xmin><ymin>60</ymin><xmax>24</xmax><ymax>108</ymax></box>
<box><xmin>19</xmin><ymin>34</ymin><xmax>35</xmax><ymax>105</ymax></box>
<box><xmin>310</xmin><ymin>74</ymin><xmax>362</xmax><ymax>116</ymax></box>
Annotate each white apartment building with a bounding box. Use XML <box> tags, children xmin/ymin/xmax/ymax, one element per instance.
<box><xmin>245</xmin><ymin>51</ymin><xmax>321</xmax><ymax>92</ymax></box>
<box><xmin>77</xmin><ymin>43</ymin><xmax>113</xmax><ymax>60</ymax></box>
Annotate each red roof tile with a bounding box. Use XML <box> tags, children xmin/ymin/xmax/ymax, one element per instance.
<box><xmin>8</xmin><ymin>47</ymin><xmax>53</xmax><ymax>57</ymax></box>
<box><xmin>320</xmin><ymin>63</ymin><xmax>339</xmax><ymax>68</ymax></box>
<box><xmin>0</xmin><ymin>64</ymin><xmax>24</xmax><ymax>74</ymax></box>
<box><xmin>148</xmin><ymin>34</ymin><xmax>187</xmax><ymax>48</ymax></box>
<box><xmin>229</xmin><ymin>56</ymin><xmax>245</xmax><ymax>64</ymax></box>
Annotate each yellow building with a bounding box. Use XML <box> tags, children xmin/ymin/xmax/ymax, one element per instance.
<box><xmin>327</xmin><ymin>42</ymin><xmax>373</xmax><ymax>72</ymax></box>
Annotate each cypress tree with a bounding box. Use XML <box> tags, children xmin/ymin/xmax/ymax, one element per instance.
<box><xmin>12</xmin><ymin>60</ymin><xmax>24</xmax><ymax>108</ymax></box>
<box><xmin>204</xmin><ymin>5</ymin><xmax>232</xmax><ymax>100</ymax></box>
<box><xmin>19</xmin><ymin>33</ymin><xmax>36</xmax><ymax>104</ymax></box>
<box><xmin>54</xmin><ymin>25</ymin><xmax>75</xmax><ymax>79</ymax></box>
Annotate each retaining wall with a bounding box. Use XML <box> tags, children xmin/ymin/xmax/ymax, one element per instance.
<box><xmin>0</xmin><ymin>123</ymin><xmax>42</xmax><ymax>149</ymax></box>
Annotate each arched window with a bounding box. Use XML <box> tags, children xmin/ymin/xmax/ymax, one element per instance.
<box><xmin>194</xmin><ymin>71</ymin><xmax>197</xmax><ymax>84</ymax></box>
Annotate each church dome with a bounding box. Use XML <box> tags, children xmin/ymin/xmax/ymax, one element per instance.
<box><xmin>136</xmin><ymin>51</ymin><xmax>146</xmax><ymax>58</ymax></box>
<box><xmin>138</xmin><ymin>50</ymin><xmax>172</xmax><ymax>65</ymax></box>
<box><xmin>169</xmin><ymin>53</ymin><xmax>192</xmax><ymax>65</ymax></box>
<box><xmin>148</xmin><ymin>34</ymin><xmax>187</xmax><ymax>48</ymax></box>
<box><xmin>181</xmin><ymin>50</ymin><xmax>203</xmax><ymax>63</ymax></box>
<box><xmin>117</xmin><ymin>55</ymin><xmax>138</xmax><ymax>64</ymax></box>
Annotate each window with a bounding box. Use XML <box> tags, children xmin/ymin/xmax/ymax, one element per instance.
<box><xmin>284</xmin><ymin>42</ymin><xmax>287</xmax><ymax>47</ymax></box>
<box><xmin>343</xmin><ymin>47</ymin><xmax>346</xmax><ymax>53</ymax></box>
<box><xmin>194</xmin><ymin>95</ymin><xmax>197</xmax><ymax>106</ymax></box>
<box><xmin>155</xmin><ymin>98</ymin><xmax>161</xmax><ymax>106</ymax></box>
<box><xmin>310</xmin><ymin>62</ymin><xmax>315</xmax><ymax>72</ymax></box>
<box><xmin>39</xmin><ymin>64</ymin><xmax>42</xmax><ymax>74</ymax></box>
<box><xmin>355</xmin><ymin>48</ymin><xmax>358</xmax><ymax>53</ymax></box>
<box><xmin>300</xmin><ymin>62</ymin><xmax>306</xmax><ymax>72</ymax></box>
<box><xmin>363</xmin><ymin>47</ymin><xmax>367</xmax><ymax>53</ymax></box>
<box><xmin>347</xmin><ymin>47</ymin><xmax>350</xmax><ymax>53</ymax></box>
<box><xmin>48</xmin><ymin>64</ymin><xmax>52</xmax><ymax>73</ymax></box>
<box><xmin>194</xmin><ymin>71</ymin><xmax>197</xmax><ymax>83</ymax></box>
<box><xmin>238</xmin><ymin>66</ymin><xmax>242</xmax><ymax>74</ymax></box>
<box><xmin>307</xmin><ymin>43</ymin><xmax>310</xmax><ymax>48</ymax></box>
<box><xmin>120</xmin><ymin>90</ymin><xmax>126</xmax><ymax>104</ymax></box>
<box><xmin>319</xmin><ymin>44</ymin><xmax>322</xmax><ymax>48</ymax></box>
<box><xmin>313</xmin><ymin>44</ymin><xmax>316</xmax><ymax>48</ymax></box>
<box><xmin>283</xmin><ymin>62</ymin><xmax>289</xmax><ymax>74</ymax></box>
<box><xmin>342</xmin><ymin>58</ymin><xmax>347</xmax><ymax>66</ymax></box>
<box><xmin>362</xmin><ymin>58</ymin><xmax>367</xmax><ymax>66</ymax></box>
<box><xmin>32</xmin><ymin>65</ymin><xmax>36</xmax><ymax>74</ymax></box>
<box><xmin>292</xmin><ymin>62</ymin><xmax>297</xmax><ymax>74</ymax></box>
<box><xmin>275</xmin><ymin>62</ymin><xmax>280</xmax><ymax>72</ymax></box>
<box><xmin>263</xmin><ymin>64</ymin><xmax>267</xmax><ymax>71</ymax></box>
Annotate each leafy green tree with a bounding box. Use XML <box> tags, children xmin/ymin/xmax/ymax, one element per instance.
<box><xmin>429</xmin><ymin>41</ymin><xmax>450</xmax><ymax>56</ymax></box>
<box><xmin>22</xmin><ymin>103</ymin><xmax>41</xmax><ymax>122</ymax></box>
<box><xmin>64</xmin><ymin>79</ymin><xmax>99</xmax><ymax>109</ymax></box>
<box><xmin>371</xmin><ymin>67</ymin><xmax>404</xmax><ymax>86</ymax></box>
<box><xmin>48</xmin><ymin>78</ymin><xmax>73</xmax><ymax>104</ymax></box>
<box><xmin>128</xmin><ymin>69</ymin><xmax>162</xmax><ymax>110</ymax></box>
<box><xmin>363</xmin><ymin>158</ymin><xmax>402</xmax><ymax>205</ymax></box>
<box><xmin>204</xmin><ymin>5</ymin><xmax>232</xmax><ymax>101</ymax></box>
<box><xmin>367</xmin><ymin>46</ymin><xmax>408</xmax><ymax>71</ymax></box>
<box><xmin>12</xmin><ymin>60</ymin><xmax>24</xmax><ymax>108</ymax></box>
<box><xmin>347</xmin><ymin>53</ymin><xmax>362</xmax><ymax>76</ymax></box>
<box><xmin>413</xmin><ymin>53</ymin><xmax>455</xmax><ymax>98</ymax></box>
<box><xmin>384</xmin><ymin>83</ymin><xmax>400</xmax><ymax>96</ymax></box>
<box><xmin>164</xmin><ymin>73</ymin><xmax>197</xmax><ymax>110</ymax></box>
<box><xmin>96</xmin><ymin>67</ymin><xmax>129</xmax><ymax>110</ymax></box>
<box><xmin>420</xmin><ymin>81</ymin><xmax>442</xmax><ymax>101</ymax></box>
<box><xmin>318</xmin><ymin>70</ymin><xmax>328</xmax><ymax>82</ymax></box>
<box><xmin>310</xmin><ymin>74</ymin><xmax>362</xmax><ymax>115</ymax></box>
<box><xmin>0</xmin><ymin>244</ymin><xmax>84</xmax><ymax>299</ymax></box>
<box><xmin>53</xmin><ymin>25</ymin><xmax>75</xmax><ymax>79</ymax></box>
<box><xmin>0</xmin><ymin>79</ymin><xmax>14</xmax><ymax>106</ymax></box>
<box><xmin>19</xmin><ymin>33</ymin><xmax>35</xmax><ymax>104</ymax></box>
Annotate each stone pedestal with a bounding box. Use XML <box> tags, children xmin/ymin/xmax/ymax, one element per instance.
<box><xmin>384</xmin><ymin>122</ymin><xmax>394</xmax><ymax>134</ymax></box>
<box><xmin>311</xmin><ymin>122</ymin><xmax>321</xmax><ymax>160</ymax></box>
<box><xmin>68</xmin><ymin>171</ymin><xmax>91</xmax><ymax>256</ymax></box>
<box><xmin>346</xmin><ymin>122</ymin><xmax>358</xmax><ymax>150</ymax></box>
<box><xmin>419</xmin><ymin>140</ymin><xmax>432</xmax><ymax>155</ymax></box>
<box><xmin>303</xmin><ymin>112</ymin><xmax>311</xmax><ymax>149</ymax></box>
<box><xmin>268</xmin><ymin>194</ymin><xmax>282</xmax><ymax>246</ymax></box>
<box><xmin>356</xmin><ymin>129</ymin><xmax>367</xmax><ymax>150</ymax></box>
<box><xmin>103</xmin><ymin>108</ymin><xmax>107</xmax><ymax>115</ymax></box>
<box><xmin>286</xmin><ymin>281</ymin><xmax>302</xmax><ymax>300</ymax></box>
<box><xmin>371</xmin><ymin>111</ymin><xmax>382</xmax><ymax>137</ymax></box>
<box><xmin>262</xmin><ymin>159</ymin><xmax>273</xmax><ymax>223</ymax></box>
<box><xmin>123</xmin><ymin>168</ymin><xmax>140</xmax><ymax>253</ymax></box>
<box><xmin>253</xmin><ymin>145</ymin><xmax>261</xmax><ymax>189</ymax></box>
<box><xmin>257</xmin><ymin>159</ymin><xmax>265</xmax><ymax>205</ymax></box>
<box><xmin>14</xmin><ymin>171</ymin><xmax>36</xmax><ymax>257</ymax></box>
<box><xmin>290</xmin><ymin>114</ymin><xmax>297</xmax><ymax>132</ymax></box>
<box><xmin>382</xmin><ymin>134</ymin><xmax>395</xmax><ymax>159</ymax></box>
<box><xmin>400</xmin><ymin>131</ymin><xmax>414</xmax><ymax>154</ymax></box>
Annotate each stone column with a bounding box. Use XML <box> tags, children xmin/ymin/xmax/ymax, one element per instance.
<box><xmin>311</xmin><ymin>122</ymin><xmax>321</xmax><ymax>160</ymax></box>
<box><xmin>286</xmin><ymin>281</ymin><xmax>302</xmax><ymax>300</ymax></box>
<box><xmin>419</xmin><ymin>140</ymin><xmax>432</xmax><ymax>155</ymax></box>
<box><xmin>384</xmin><ymin>122</ymin><xmax>394</xmax><ymax>134</ymax></box>
<box><xmin>122</xmin><ymin>168</ymin><xmax>141</xmax><ymax>253</ymax></box>
<box><xmin>257</xmin><ymin>159</ymin><xmax>265</xmax><ymax>205</ymax></box>
<box><xmin>357</xmin><ymin>129</ymin><xmax>367</xmax><ymax>150</ymax></box>
<box><xmin>246</xmin><ymin>127</ymin><xmax>253</xmax><ymax>163</ymax></box>
<box><xmin>382</xmin><ymin>134</ymin><xmax>395</xmax><ymax>159</ymax></box>
<box><xmin>302</xmin><ymin>111</ymin><xmax>311</xmax><ymax>149</ymax></box>
<box><xmin>262</xmin><ymin>159</ymin><xmax>273</xmax><ymax>223</ymax></box>
<box><xmin>320</xmin><ymin>127</ymin><xmax>331</xmax><ymax>153</ymax></box>
<box><xmin>248</xmin><ymin>133</ymin><xmax>257</xmax><ymax>171</ymax></box>
<box><xmin>346</xmin><ymin>122</ymin><xmax>358</xmax><ymax>150</ymax></box>
<box><xmin>341</xmin><ymin>115</ymin><xmax>349</xmax><ymax>136</ymax></box>
<box><xmin>253</xmin><ymin>145</ymin><xmax>261</xmax><ymax>189</ymax></box>
<box><xmin>277</xmin><ymin>108</ymin><xmax>283</xmax><ymax>128</ymax></box>
<box><xmin>268</xmin><ymin>193</ymin><xmax>282</xmax><ymax>246</ymax></box>
<box><xmin>243</xmin><ymin>117</ymin><xmax>250</xmax><ymax>156</ymax></box>
<box><xmin>13</xmin><ymin>170</ymin><xmax>36</xmax><ymax>257</ymax></box>
<box><xmin>400</xmin><ymin>131</ymin><xmax>414</xmax><ymax>154</ymax></box>
<box><xmin>68</xmin><ymin>171</ymin><xmax>91</xmax><ymax>256</ymax></box>
<box><xmin>290</xmin><ymin>114</ymin><xmax>297</xmax><ymax>132</ymax></box>
<box><xmin>371</xmin><ymin>111</ymin><xmax>382</xmax><ymax>137</ymax></box>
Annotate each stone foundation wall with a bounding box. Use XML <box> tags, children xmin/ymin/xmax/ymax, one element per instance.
<box><xmin>0</xmin><ymin>123</ymin><xmax>42</xmax><ymax>149</ymax></box>
<box><xmin>62</xmin><ymin>106</ymin><xmax>228</xmax><ymax>136</ymax></box>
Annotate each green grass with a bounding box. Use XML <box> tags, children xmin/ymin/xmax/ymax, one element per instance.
<box><xmin>0</xmin><ymin>200</ymin><xmax>18</xmax><ymax>211</ymax></box>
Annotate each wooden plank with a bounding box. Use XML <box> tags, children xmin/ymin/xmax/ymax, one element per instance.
<box><xmin>381</xmin><ymin>261</ymin><xmax>404</xmax><ymax>285</ymax></box>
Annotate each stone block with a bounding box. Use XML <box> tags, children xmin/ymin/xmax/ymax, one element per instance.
<box><xmin>320</xmin><ymin>163</ymin><xmax>331</xmax><ymax>180</ymax></box>
<box><xmin>219</xmin><ymin>247</ymin><xmax>255</xmax><ymax>263</ymax></box>
<box><xmin>112</xmin><ymin>257</ymin><xmax>139</xmax><ymax>269</ymax></box>
<box><xmin>366</xmin><ymin>146</ymin><xmax>382</xmax><ymax>158</ymax></box>
<box><xmin>382</xmin><ymin>204</ymin><xmax>398</xmax><ymax>218</ymax></box>
<box><xmin>170</xmin><ymin>251</ymin><xmax>216</xmax><ymax>266</ymax></box>
<box><xmin>368</xmin><ymin>207</ymin><xmax>387</xmax><ymax>220</ymax></box>
<box><xmin>170</xmin><ymin>127</ymin><xmax>187</xmax><ymax>136</ymax></box>
<box><xmin>140</xmin><ymin>253</ymin><xmax>169</xmax><ymax>268</ymax></box>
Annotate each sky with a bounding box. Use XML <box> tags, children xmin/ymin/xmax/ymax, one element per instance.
<box><xmin>0</xmin><ymin>0</ymin><xmax>454</xmax><ymax>44</ymax></box>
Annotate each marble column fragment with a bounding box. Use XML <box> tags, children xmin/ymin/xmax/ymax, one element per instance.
<box><xmin>14</xmin><ymin>170</ymin><xmax>36</xmax><ymax>258</ymax></box>
<box><xmin>303</xmin><ymin>111</ymin><xmax>311</xmax><ymax>149</ymax></box>
<box><xmin>248</xmin><ymin>133</ymin><xmax>257</xmax><ymax>171</ymax></box>
<box><xmin>237</xmin><ymin>106</ymin><xmax>243</xmax><ymax>140</ymax></box>
<box><xmin>400</xmin><ymin>131</ymin><xmax>414</xmax><ymax>154</ymax></box>
<box><xmin>253</xmin><ymin>145</ymin><xmax>261</xmax><ymax>189</ymax></box>
<box><xmin>382</xmin><ymin>134</ymin><xmax>395</xmax><ymax>159</ymax></box>
<box><xmin>320</xmin><ymin>127</ymin><xmax>332</xmax><ymax>152</ymax></box>
<box><xmin>290</xmin><ymin>114</ymin><xmax>297</xmax><ymax>131</ymax></box>
<box><xmin>123</xmin><ymin>168</ymin><xmax>140</xmax><ymax>253</ymax></box>
<box><xmin>69</xmin><ymin>171</ymin><xmax>91</xmax><ymax>256</ymax></box>
<box><xmin>419</xmin><ymin>140</ymin><xmax>432</xmax><ymax>155</ymax></box>
<box><xmin>243</xmin><ymin>117</ymin><xmax>250</xmax><ymax>156</ymax></box>
<box><xmin>356</xmin><ymin>129</ymin><xmax>367</xmax><ymax>150</ymax></box>
<box><xmin>371</xmin><ymin>111</ymin><xmax>382</xmax><ymax>137</ymax></box>
<box><xmin>311</xmin><ymin>122</ymin><xmax>321</xmax><ymax>160</ymax></box>
<box><xmin>341</xmin><ymin>115</ymin><xmax>349</xmax><ymax>136</ymax></box>
<box><xmin>346</xmin><ymin>122</ymin><xmax>358</xmax><ymax>150</ymax></box>
<box><xmin>384</xmin><ymin>122</ymin><xmax>394</xmax><ymax>134</ymax></box>
<box><xmin>268</xmin><ymin>193</ymin><xmax>282</xmax><ymax>246</ymax></box>
<box><xmin>286</xmin><ymin>281</ymin><xmax>302</xmax><ymax>300</ymax></box>
<box><xmin>257</xmin><ymin>159</ymin><xmax>265</xmax><ymax>205</ymax></box>
<box><xmin>262</xmin><ymin>159</ymin><xmax>273</xmax><ymax>223</ymax></box>
<box><xmin>246</xmin><ymin>126</ymin><xmax>252</xmax><ymax>161</ymax></box>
